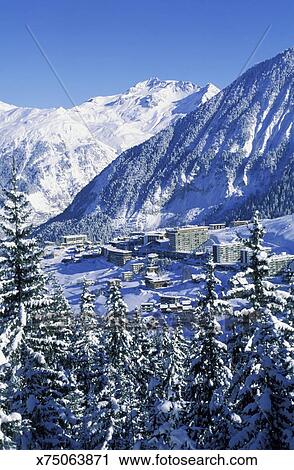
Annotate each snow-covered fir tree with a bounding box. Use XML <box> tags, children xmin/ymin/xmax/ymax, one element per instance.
<box><xmin>11</xmin><ymin>283</ymin><xmax>75</xmax><ymax>449</ymax></box>
<box><xmin>0</xmin><ymin>165</ymin><xmax>75</xmax><ymax>449</ymax></box>
<box><xmin>0</xmin><ymin>162</ymin><xmax>45</xmax><ymax>319</ymax></box>
<box><xmin>0</xmin><ymin>408</ymin><xmax>21</xmax><ymax>450</ymax></box>
<box><xmin>226</xmin><ymin>212</ymin><xmax>288</xmax><ymax>401</ymax></box>
<box><xmin>95</xmin><ymin>281</ymin><xmax>135</xmax><ymax>449</ymax></box>
<box><xmin>0</xmin><ymin>302</ymin><xmax>26</xmax><ymax>448</ymax></box>
<box><xmin>285</xmin><ymin>284</ymin><xmax>294</xmax><ymax>329</ymax></box>
<box><xmin>185</xmin><ymin>254</ymin><xmax>232</xmax><ymax>449</ymax></box>
<box><xmin>227</xmin><ymin>211</ymin><xmax>286</xmax><ymax>343</ymax></box>
<box><xmin>71</xmin><ymin>278</ymin><xmax>105</xmax><ymax>449</ymax></box>
<box><xmin>228</xmin><ymin>213</ymin><xmax>294</xmax><ymax>449</ymax></box>
<box><xmin>230</xmin><ymin>308</ymin><xmax>294</xmax><ymax>449</ymax></box>
<box><xmin>127</xmin><ymin>308</ymin><xmax>156</xmax><ymax>448</ymax></box>
<box><xmin>0</xmin><ymin>164</ymin><xmax>51</xmax><ymax>449</ymax></box>
<box><xmin>147</xmin><ymin>319</ymin><xmax>191</xmax><ymax>449</ymax></box>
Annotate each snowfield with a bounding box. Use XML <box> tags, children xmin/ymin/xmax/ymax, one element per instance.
<box><xmin>0</xmin><ymin>79</ymin><xmax>219</xmax><ymax>222</ymax></box>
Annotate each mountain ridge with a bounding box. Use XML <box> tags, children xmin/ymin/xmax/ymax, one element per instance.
<box><xmin>42</xmin><ymin>47</ymin><xmax>294</xmax><ymax>241</ymax></box>
<box><xmin>0</xmin><ymin>78</ymin><xmax>219</xmax><ymax>222</ymax></box>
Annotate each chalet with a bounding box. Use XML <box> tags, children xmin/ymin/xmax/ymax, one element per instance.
<box><xmin>131</xmin><ymin>262</ymin><xmax>145</xmax><ymax>274</ymax></box>
<box><xmin>147</xmin><ymin>253</ymin><xmax>159</xmax><ymax>265</ymax></box>
<box><xmin>145</xmin><ymin>265</ymin><xmax>159</xmax><ymax>276</ymax></box>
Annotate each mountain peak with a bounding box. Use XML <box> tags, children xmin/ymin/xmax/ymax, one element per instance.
<box><xmin>0</xmin><ymin>73</ymin><xmax>219</xmax><ymax>222</ymax></box>
<box><xmin>49</xmin><ymin>46</ymin><xmax>294</xmax><ymax>237</ymax></box>
<box><xmin>126</xmin><ymin>77</ymin><xmax>201</xmax><ymax>95</ymax></box>
<box><xmin>0</xmin><ymin>100</ymin><xmax>17</xmax><ymax>112</ymax></box>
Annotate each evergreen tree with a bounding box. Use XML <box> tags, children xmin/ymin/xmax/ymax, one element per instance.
<box><xmin>226</xmin><ymin>212</ymin><xmax>287</xmax><ymax>402</ymax></box>
<box><xmin>0</xmin><ymin>408</ymin><xmax>21</xmax><ymax>449</ymax></box>
<box><xmin>147</xmin><ymin>320</ymin><xmax>191</xmax><ymax>449</ymax></box>
<box><xmin>0</xmin><ymin>165</ymin><xmax>50</xmax><ymax>449</ymax></box>
<box><xmin>0</xmin><ymin>163</ymin><xmax>45</xmax><ymax>319</ymax></box>
<box><xmin>95</xmin><ymin>281</ymin><xmax>135</xmax><ymax>449</ymax></box>
<box><xmin>285</xmin><ymin>284</ymin><xmax>294</xmax><ymax>329</ymax></box>
<box><xmin>127</xmin><ymin>308</ymin><xmax>156</xmax><ymax>447</ymax></box>
<box><xmin>11</xmin><ymin>289</ymin><xmax>74</xmax><ymax>449</ymax></box>
<box><xmin>227</xmin><ymin>211</ymin><xmax>286</xmax><ymax>342</ymax></box>
<box><xmin>71</xmin><ymin>278</ymin><xmax>105</xmax><ymax>449</ymax></box>
<box><xmin>230</xmin><ymin>308</ymin><xmax>294</xmax><ymax>449</ymax></box>
<box><xmin>185</xmin><ymin>255</ymin><xmax>232</xmax><ymax>449</ymax></box>
<box><xmin>228</xmin><ymin>213</ymin><xmax>294</xmax><ymax>449</ymax></box>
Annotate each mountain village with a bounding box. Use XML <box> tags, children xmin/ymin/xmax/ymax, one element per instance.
<box><xmin>43</xmin><ymin>217</ymin><xmax>294</xmax><ymax>320</ymax></box>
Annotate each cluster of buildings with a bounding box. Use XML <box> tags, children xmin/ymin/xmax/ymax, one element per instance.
<box><xmin>53</xmin><ymin>220</ymin><xmax>294</xmax><ymax>283</ymax></box>
<box><xmin>212</xmin><ymin>243</ymin><xmax>294</xmax><ymax>276</ymax></box>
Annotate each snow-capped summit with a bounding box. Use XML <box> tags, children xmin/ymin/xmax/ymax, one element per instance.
<box><xmin>0</xmin><ymin>78</ymin><xmax>219</xmax><ymax>221</ymax></box>
<box><xmin>46</xmin><ymin>47</ymin><xmax>294</xmax><ymax>240</ymax></box>
<box><xmin>76</xmin><ymin>77</ymin><xmax>218</xmax><ymax>154</ymax></box>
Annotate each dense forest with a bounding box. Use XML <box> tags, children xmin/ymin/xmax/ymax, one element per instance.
<box><xmin>0</xmin><ymin>172</ymin><xmax>293</xmax><ymax>450</ymax></box>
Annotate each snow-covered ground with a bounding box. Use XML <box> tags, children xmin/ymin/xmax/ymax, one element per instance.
<box><xmin>209</xmin><ymin>215</ymin><xmax>294</xmax><ymax>254</ymax></box>
<box><xmin>44</xmin><ymin>248</ymin><xmax>205</xmax><ymax>315</ymax></box>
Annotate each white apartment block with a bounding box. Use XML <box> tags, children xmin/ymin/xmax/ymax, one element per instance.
<box><xmin>166</xmin><ymin>226</ymin><xmax>209</xmax><ymax>253</ymax></box>
<box><xmin>213</xmin><ymin>243</ymin><xmax>243</xmax><ymax>264</ymax></box>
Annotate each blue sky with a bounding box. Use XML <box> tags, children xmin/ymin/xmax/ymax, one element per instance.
<box><xmin>0</xmin><ymin>0</ymin><xmax>293</xmax><ymax>108</ymax></box>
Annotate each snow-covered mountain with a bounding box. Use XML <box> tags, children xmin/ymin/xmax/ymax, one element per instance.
<box><xmin>43</xmin><ymin>47</ymin><xmax>294</xmax><ymax>241</ymax></box>
<box><xmin>0</xmin><ymin>79</ymin><xmax>219</xmax><ymax>222</ymax></box>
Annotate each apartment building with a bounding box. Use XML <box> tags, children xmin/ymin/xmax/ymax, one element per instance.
<box><xmin>268</xmin><ymin>253</ymin><xmax>294</xmax><ymax>276</ymax></box>
<box><xmin>208</xmin><ymin>223</ymin><xmax>226</xmax><ymax>230</ymax></box>
<box><xmin>61</xmin><ymin>234</ymin><xmax>88</xmax><ymax>246</ymax></box>
<box><xmin>232</xmin><ymin>220</ymin><xmax>249</xmax><ymax>227</ymax></box>
<box><xmin>166</xmin><ymin>226</ymin><xmax>209</xmax><ymax>253</ymax></box>
<box><xmin>213</xmin><ymin>243</ymin><xmax>243</xmax><ymax>264</ymax></box>
<box><xmin>122</xmin><ymin>271</ymin><xmax>133</xmax><ymax>282</ymax></box>
<box><xmin>144</xmin><ymin>230</ymin><xmax>167</xmax><ymax>245</ymax></box>
<box><xmin>102</xmin><ymin>245</ymin><xmax>132</xmax><ymax>266</ymax></box>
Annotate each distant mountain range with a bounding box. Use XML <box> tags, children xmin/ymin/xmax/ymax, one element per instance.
<box><xmin>0</xmin><ymin>78</ymin><xmax>218</xmax><ymax>222</ymax></box>
<box><xmin>41</xmin><ymin>47</ymin><xmax>294</xmax><ymax>242</ymax></box>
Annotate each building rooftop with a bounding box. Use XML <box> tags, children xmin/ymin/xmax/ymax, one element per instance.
<box><xmin>167</xmin><ymin>225</ymin><xmax>208</xmax><ymax>232</ymax></box>
<box><xmin>145</xmin><ymin>230</ymin><xmax>166</xmax><ymax>235</ymax></box>
<box><xmin>103</xmin><ymin>244</ymin><xmax>132</xmax><ymax>254</ymax></box>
